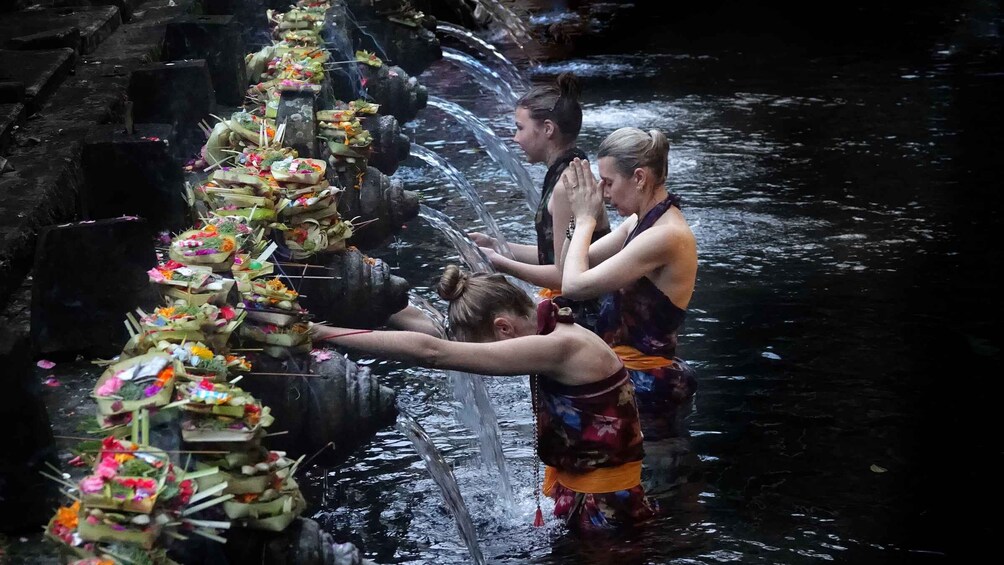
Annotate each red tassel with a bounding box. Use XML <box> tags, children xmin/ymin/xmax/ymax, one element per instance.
<box><xmin>533</xmin><ymin>505</ymin><xmax>544</xmax><ymax>527</ymax></box>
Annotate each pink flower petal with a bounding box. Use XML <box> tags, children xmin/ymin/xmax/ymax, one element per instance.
<box><xmin>37</xmin><ymin>359</ymin><xmax>56</xmax><ymax>369</ymax></box>
<box><xmin>309</xmin><ymin>349</ymin><xmax>335</xmax><ymax>362</ymax></box>
<box><xmin>44</xmin><ymin>377</ymin><xmax>60</xmax><ymax>387</ymax></box>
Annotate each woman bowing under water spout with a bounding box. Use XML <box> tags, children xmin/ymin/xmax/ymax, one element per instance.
<box><xmin>310</xmin><ymin>265</ymin><xmax>657</xmax><ymax>532</ymax></box>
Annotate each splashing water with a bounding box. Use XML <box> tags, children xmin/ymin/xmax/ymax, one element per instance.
<box><xmin>408</xmin><ymin>291</ymin><xmax>447</xmax><ymax>338</ymax></box>
<box><xmin>428</xmin><ymin>96</ymin><xmax>540</xmax><ymax>212</ymax></box>
<box><xmin>435</xmin><ymin>22</ymin><xmax>529</xmax><ymax>91</ymax></box>
<box><xmin>419</xmin><ymin>204</ymin><xmax>494</xmax><ymax>273</ymax></box>
<box><xmin>396</xmin><ymin>408</ymin><xmax>487</xmax><ymax>565</ymax></box>
<box><xmin>411</xmin><ymin>144</ymin><xmax>513</xmax><ymax>258</ymax></box>
<box><xmin>443</xmin><ymin>47</ymin><xmax>521</xmax><ymax>107</ymax></box>
<box><xmin>471</xmin><ymin>0</ymin><xmax>533</xmax><ymax>46</ymax></box>
<box><xmin>405</xmin><ymin>290</ymin><xmax>517</xmax><ymax>510</ymax></box>
<box><xmin>448</xmin><ymin>370</ymin><xmax>515</xmax><ymax>508</ymax></box>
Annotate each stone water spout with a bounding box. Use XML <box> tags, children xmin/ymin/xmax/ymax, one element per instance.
<box><xmin>351</xmin><ymin>62</ymin><xmax>428</xmax><ymax>123</ymax></box>
<box><xmin>358</xmin><ymin>113</ymin><xmax>411</xmax><ymax>175</ymax></box>
<box><xmin>320</xmin><ymin>1</ymin><xmax>429</xmax><ymax>121</ymax></box>
<box><xmin>240</xmin><ymin>348</ymin><xmax>398</xmax><ymax>463</ymax></box>
<box><xmin>343</xmin><ymin>0</ymin><xmax>443</xmax><ymax>76</ymax></box>
<box><xmin>292</xmin><ymin>245</ymin><xmax>411</xmax><ymax>328</ymax></box>
<box><xmin>224</xmin><ymin>517</ymin><xmax>377</xmax><ymax>565</ymax></box>
<box><xmin>329</xmin><ymin>164</ymin><xmax>420</xmax><ymax>250</ymax></box>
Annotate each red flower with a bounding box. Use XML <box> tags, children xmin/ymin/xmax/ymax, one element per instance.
<box><xmin>198</xmin><ymin>378</ymin><xmax>215</xmax><ymax>391</ymax></box>
<box><xmin>178</xmin><ymin>479</ymin><xmax>195</xmax><ymax>505</ymax></box>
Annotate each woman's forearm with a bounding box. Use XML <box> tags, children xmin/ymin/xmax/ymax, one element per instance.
<box><xmin>312</xmin><ymin>325</ymin><xmax>440</xmax><ymax>364</ymax></box>
<box><xmin>560</xmin><ymin>217</ymin><xmax>597</xmax><ymax>299</ymax></box>
<box><xmin>507</xmin><ymin>242</ymin><xmax>540</xmax><ymax>264</ymax></box>
<box><xmin>492</xmin><ymin>254</ymin><xmax>563</xmax><ymax>290</ymax></box>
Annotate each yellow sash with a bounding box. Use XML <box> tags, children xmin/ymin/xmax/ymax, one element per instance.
<box><xmin>612</xmin><ymin>345</ymin><xmax>673</xmax><ymax>371</ymax></box>
<box><xmin>543</xmin><ymin>461</ymin><xmax>642</xmax><ymax>496</ymax></box>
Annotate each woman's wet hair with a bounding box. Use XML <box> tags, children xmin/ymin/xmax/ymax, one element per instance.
<box><xmin>597</xmin><ymin>127</ymin><xmax>670</xmax><ymax>186</ymax></box>
<box><xmin>516</xmin><ymin>72</ymin><xmax>583</xmax><ymax>142</ymax></box>
<box><xmin>437</xmin><ymin>265</ymin><xmax>534</xmax><ymax>342</ymax></box>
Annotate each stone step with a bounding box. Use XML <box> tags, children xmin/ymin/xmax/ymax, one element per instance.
<box><xmin>0</xmin><ymin>48</ymin><xmax>76</xmax><ymax>114</ymax></box>
<box><xmin>0</xmin><ymin>142</ymin><xmax>82</xmax><ymax>306</ymax></box>
<box><xmin>50</xmin><ymin>0</ymin><xmax>144</xmax><ymax>23</ymax></box>
<box><xmin>0</xmin><ymin>102</ymin><xmax>25</xmax><ymax>154</ymax></box>
<box><xmin>0</xmin><ymin>5</ymin><xmax>122</xmax><ymax>54</ymax></box>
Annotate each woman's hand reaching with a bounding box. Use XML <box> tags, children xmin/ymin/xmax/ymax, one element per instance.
<box><xmin>468</xmin><ymin>231</ymin><xmax>498</xmax><ymax>251</ymax></box>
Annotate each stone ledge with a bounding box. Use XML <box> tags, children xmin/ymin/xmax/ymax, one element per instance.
<box><xmin>0</xmin><ymin>5</ymin><xmax>122</xmax><ymax>54</ymax></box>
<box><xmin>0</xmin><ymin>48</ymin><xmax>77</xmax><ymax>114</ymax></box>
<box><xmin>0</xmin><ymin>0</ymin><xmax>197</xmax><ymax>310</ymax></box>
<box><xmin>0</xmin><ymin>142</ymin><xmax>83</xmax><ymax>310</ymax></box>
<box><xmin>0</xmin><ymin>102</ymin><xmax>25</xmax><ymax>154</ymax></box>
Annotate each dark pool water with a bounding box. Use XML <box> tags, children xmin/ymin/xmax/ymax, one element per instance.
<box><xmin>304</xmin><ymin>1</ymin><xmax>1002</xmax><ymax>564</ymax></box>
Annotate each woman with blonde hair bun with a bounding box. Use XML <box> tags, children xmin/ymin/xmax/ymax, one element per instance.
<box><xmin>558</xmin><ymin>127</ymin><xmax>699</xmax><ymax>411</ymax></box>
<box><xmin>310</xmin><ymin>264</ymin><xmax>657</xmax><ymax>532</ymax></box>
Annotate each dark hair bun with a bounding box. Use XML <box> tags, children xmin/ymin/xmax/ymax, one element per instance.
<box><xmin>556</xmin><ymin>72</ymin><xmax>581</xmax><ymax>100</ymax></box>
<box><xmin>437</xmin><ymin>264</ymin><xmax>469</xmax><ymax>301</ymax></box>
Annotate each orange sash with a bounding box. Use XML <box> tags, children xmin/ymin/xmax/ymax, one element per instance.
<box><xmin>543</xmin><ymin>461</ymin><xmax>642</xmax><ymax>496</ymax></box>
<box><xmin>612</xmin><ymin>345</ymin><xmax>673</xmax><ymax>371</ymax></box>
<box><xmin>537</xmin><ymin>288</ymin><xmax>561</xmax><ymax>300</ymax></box>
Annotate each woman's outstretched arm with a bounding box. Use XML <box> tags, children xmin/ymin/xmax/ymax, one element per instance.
<box><xmin>310</xmin><ymin>324</ymin><xmax>566</xmax><ymax>377</ymax></box>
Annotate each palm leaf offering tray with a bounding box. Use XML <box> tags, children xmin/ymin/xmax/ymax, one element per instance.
<box><xmin>231</xmin><ymin>254</ymin><xmax>275</xmax><ymax>282</ymax></box>
<box><xmin>228</xmin><ymin>482</ymin><xmax>306</xmax><ymax>532</ymax></box>
<box><xmin>77</xmin><ymin>441</ymin><xmax>172</xmax><ymax>514</ymax></box>
<box><xmin>194</xmin><ymin>450</ymin><xmax>296</xmax><ymax>495</ymax></box>
<box><xmin>227</xmin><ymin>111</ymin><xmax>277</xmax><ymax>146</ymax></box>
<box><xmin>269</xmin><ymin>157</ymin><xmax>326</xmax><ymax>184</ymax></box>
<box><xmin>192</xmin><ymin>448</ymin><xmax>306</xmax><ymax>531</ymax></box>
<box><xmin>279</xmin><ymin>29</ymin><xmax>321</xmax><ymax>46</ymax></box>
<box><xmin>275</xmin><ymin>184</ymin><xmax>341</xmax><ymax>217</ymax></box>
<box><xmin>355</xmin><ymin>49</ymin><xmax>382</xmax><ymax>68</ymax></box>
<box><xmin>202</xmin><ymin>216</ymin><xmax>266</xmax><ymax>257</ymax></box>
<box><xmin>209</xmin><ymin>167</ymin><xmax>272</xmax><ymax>192</ymax></box>
<box><xmin>92</xmin><ymin>353</ymin><xmax>180</xmax><ymax>416</ymax></box>
<box><xmin>261</xmin><ymin>52</ymin><xmax>325</xmax><ymax>86</ymax></box>
<box><xmin>45</xmin><ymin>435</ymin><xmax>227</xmax><ymax>555</ymax></box>
<box><xmin>347</xmin><ymin>99</ymin><xmax>379</xmax><ymax>115</ymax></box>
<box><xmin>168</xmin><ymin>227</ymin><xmax>238</xmax><ymax>271</ymax></box>
<box><xmin>238</xmin><ymin>321</ymin><xmax>312</xmax><ymax>347</ymax></box>
<box><xmin>239</xmin><ymin>277</ymin><xmax>309</xmax><ymax>327</ymax></box>
<box><xmin>148</xmin><ymin>261</ymin><xmax>234</xmax><ymax>307</ymax></box>
<box><xmin>178</xmin><ymin>379</ymin><xmax>273</xmax><ymax>442</ymax></box>
<box><xmin>267</xmin><ymin>5</ymin><xmax>327</xmax><ymax>28</ymax></box>
<box><xmin>243</xmin><ymin>145</ymin><xmax>297</xmax><ymax>172</ymax></box>
<box><xmin>275</xmin><ymin>217</ymin><xmax>353</xmax><ymax>258</ymax></box>
<box><xmin>158</xmin><ymin>340</ymin><xmax>251</xmax><ymax>381</ymax></box>
<box><xmin>131</xmin><ymin>303</ymin><xmax>245</xmax><ymax>350</ymax></box>
<box><xmin>318</xmin><ymin>115</ymin><xmax>373</xmax><ymax>150</ymax></box>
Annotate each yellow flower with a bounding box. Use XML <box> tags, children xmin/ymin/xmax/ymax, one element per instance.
<box><xmin>155</xmin><ymin>306</ymin><xmax>176</xmax><ymax>318</ymax></box>
<box><xmin>190</xmin><ymin>345</ymin><xmax>214</xmax><ymax>360</ymax></box>
<box><xmin>113</xmin><ymin>452</ymin><xmax>135</xmax><ymax>464</ymax></box>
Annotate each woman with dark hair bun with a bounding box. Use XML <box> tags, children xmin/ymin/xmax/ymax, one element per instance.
<box><xmin>557</xmin><ymin>127</ymin><xmax>699</xmax><ymax>411</ymax></box>
<box><xmin>470</xmin><ymin>72</ymin><xmax>610</xmax><ymax>331</ymax></box>
<box><xmin>310</xmin><ymin>264</ymin><xmax>657</xmax><ymax>532</ymax></box>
